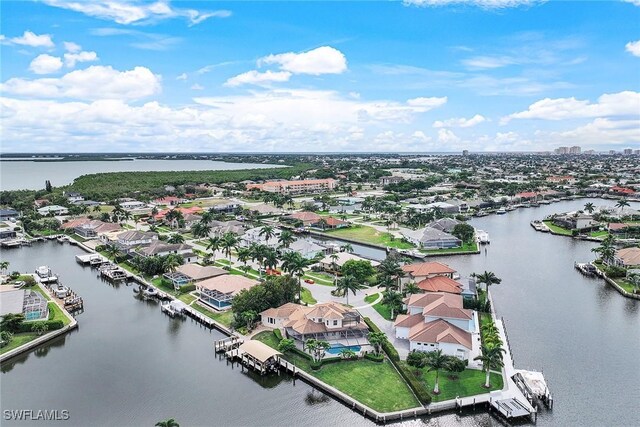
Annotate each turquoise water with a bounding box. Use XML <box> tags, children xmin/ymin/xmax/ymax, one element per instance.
<box><xmin>326</xmin><ymin>344</ymin><xmax>362</xmax><ymax>355</ymax></box>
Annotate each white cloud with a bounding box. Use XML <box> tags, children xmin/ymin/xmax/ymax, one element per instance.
<box><xmin>403</xmin><ymin>0</ymin><xmax>542</xmax><ymax>8</ymax></box>
<box><xmin>462</xmin><ymin>56</ymin><xmax>515</xmax><ymax>69</ymax></box>
<box><xmin>176</xmin><ymin>73</ymin><xmax>187</xmax><ymax>80</ymax></box>
<box><xmin>260</xmin><ymin>46</ymin><xmax>347</xmax><ymax>75</ymax></box>
<box><xmin>63</xmin><ymin>41</ymin><xmax>81</xmax><ymax>52</ymax></box>
<box><xmin>406</xmin><ymin>97</ymin><xmax>448</xmax><ymax>111</ymax></box>
<box><xmin>433</xmin><ymin>114</ymin><xmax>486</xmax><ymax>128</ymax></box>
<box><xmin>623</xmin><ymin>0</ymin><xmax>640</xmax><ymax>6</ymax></box>
<box><xmin>536</xmin><ymin>118</ymin><xmax>640</xmax><ymax>147</ymax></box>
<box><xmin>225</xmin><ymin>70</ymin><xmax>292</xmax><ymax>87</ymax></box>
<box><xmin>1</xmin><ymin>65</ymin><xmax>161</xmax><ymax>100</ymax></box>
<box><xmin>190</xmin><ymin>84</ymin><xmax>204</xmax><ymax>90</ymax></box>
<box><xmin>503</xmin><ymin>91</ymin><xmax>640</xmax><ymax>122</ymax></box>
<box><xmin>1</xmin><ymin>30</ymin><xmax>54</xmax><ymax>48</ymax></box>
<box><xmin>625</xmin><ymin>40</ymin><xmax>640</xmax><ymax>57</ymax></box>
<box><xmin>29</xmin><ymin>54</ymin><xmax>63</xmax><ymax>75</ymax></box>
<box><xmin>438</xmin><ymin>128</ymin><xmax>460</xmax><ymax>144</ymax></box>
<box><xmin>42</xmin><ymin>0</ymin><xmax>231</xmax><ymax>26</ymax></box>
<box><xmin>64</xmin><ymin>51</ymin><xmax>99</xmax><ymax>68</ymax></box>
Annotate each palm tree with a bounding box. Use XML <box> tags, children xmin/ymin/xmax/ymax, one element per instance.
<box><xmin>236</xmin><ymin>247</ymin><xmax>252</xmax><ymax>276</ymax></box>
<box><xmin>425</xmin><ymin>349</ymin><xmax>449</xmax><ymax>394</ymax></box>
<box><xmin>403</xmin><ymin>281</ymin><xmax>420</xmax><ymax>296</ymax></box>
<box><xmin>258</xmin><ymin>225</ymin><xmax>275</xmax><ymax>243</ymax></box>
<box><xmin>474</xmin><ymin>344</ymin><xmax>506</xmax><ymax>388</ymax></box>
<box><xmin>277</xmin><ymin>229</ymin><xmax>295</xmax><ymax>249</ymax></box>
<box><xmin>382</xmin><ymin>290</ymin><xmax>403</xmax><ymax>319</ymax></box>
<box><xmin>281</xmin><ymin>251</ymin><xmax>309</xmax><ymax>302</ymax></box>
<box><xmin>340</xmin><ymin>243</ymin><xmax>354</xmax><ymax>253</ymax></box>
<box><xmin>475</xmin><ymin>271</ymin><xmax>502</xmax><ymax>292</ymax></box>
<box><xmin>191</xmin><ymin>222</ymin><xmax>211</xmax><ymax>239</ymax></box>
<box><xmin>329</xmin><ymin>253</ymin><xmax>340</xmax><ymax>286</ymax></box>
<box><xmin>206</xmin><ymin>236</ymin><xmax>221</xmax><ymax>264</ymax></box>
<box><xmin>592</xmin><ymin>234</ymin><xmax>616</xmax><ymax>264</ymax></box>
<box><xmin>335</xmin><ymin>275</ymin><xmax>365</xmax><ymax>305</ymax></box>
<box><xmin>220</xmin><ymin>232</ymin><xmax>238</xmax><ymax>266</ymax></box>
<box><xmin>155</xmin><ymin>419</ymin><xmax>180</xmax><ymax>427</ymax></box>
<box><xmin>616</xmin><ymin>198</ymin><xmax>630</xmax><ymax>213</ymax></box>
<box><xmin>368</xmin><ymin>331</ymin><xmax>388</xmax><ymax>356</ymax></box>
<box><xmin>167</xmin><ymin>234</ymin><xmax>185</xmax><ymax>244</ymax></box>
<box><xmin>339</xmin><ymin>348</ymin><xmax>357</xmax><ymax>360</ymax></box>
<box><xmin>105</xmin><ymin>245</ymin><xmax>121</xmax><ymax>262</ymax></box>
<box><xmin>584</xmin><ymin>202</ymin><xmax>595</xmax><ymax>214</ymax></box>
<box><xmin>263</xmin><ymin>247</ymin><xmax>279</xmax><ymax>272</ymax></box>
<box><xmin>378</xmin><ymin>257</ymin><xmax>405</xmax><ymax>291</ymax></box>
<box><xmin>163</xmin><ymin>255</ymin><xmax>181</xmax><ymax>274</ymax></box>
<box><xmin>0</xmin><ymin>261</ymin><xmax>9</xmax><ymax>275</ymax></box>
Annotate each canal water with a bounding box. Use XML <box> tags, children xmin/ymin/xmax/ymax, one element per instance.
<box><xmin>1</xmin><ymin>198</ymin><xmax>639</xmax><ymax>426</ymax></box>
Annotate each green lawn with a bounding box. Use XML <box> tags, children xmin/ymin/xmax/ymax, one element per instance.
<box><xmin>253</xmin><ymin>331</ymin><xmax>419</xmax><ymax>412</ymax></box>
<box><xmin>178</xmin><ymin>292</ymin><xmax>197</xmax><ymax>305</ymax></box>
<box><xmin>48</xmin><ymin>302</ymin><xmax>71</xmax><ymax>326</ymax></box>
<box><xmin>421</xmin><ymin>241</ymin><xmax>479</xmax><ymax>255</ymax></box>
<box><xmin>589</xmin><ymin>230</ymin><xmax>609</xmax><ymax>238</ymax></box>
<box><xmin>407</xmin><ymin>365</ymin><xmax>503</xmax><ymax>402</ymax></box>
<box><xmin>612</xmin><ymin>278</ymin><xmax>638</xmax><ymax>293</ymax></box>
<box><xmin>372</xmin><ymin>300</ymin><xmax>394</xmax><ymax>321</ymax></box>
<box><xmin>191</xmin><ymin>302</ymin><xmax>234</xmax><ymax>327</ymax></box>
<box><xmin>67</xmin><ymin>233</ymin><xmax>87</xmax><ymax>243</ymax></box>
<box><xmin>0</xmin><ymin>332</ymin><xmax>39</xmax><ymax>355</ymax></box>
<box><xmin>303</xmin><ymin>272</ymin><xmax>334</xmax><ymax>286</ymax></box>
<box><xmin>364</xmin><ymin>293</ymin><xmax>380</xmax><ymax>304</ymax></box>
<box><xmin>300</xmin><ymin>287</ymin><xmax>317</xmax><ymax>305</ymax></box>
<box><xmin>321</xmin><ymin>225</ymin><xmax>415</xmax><ymax>249</ymax></box>
<box><xmin>542</xmin><ymin>221</ymin><xmax>573</xmax><ymax>236</ymax></box>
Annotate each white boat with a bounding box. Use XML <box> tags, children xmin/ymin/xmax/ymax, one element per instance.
<box><xmin>53</xmin><ymin>284</ymin><xmax>70</xmax><ymax>298</ymax></box>
<box><xmin>476</xmin><ymin>230</ymin><xmax>490</xmax><ymax>244</ymax></box>
<box><xmin>161</xmin><ymin>300</ymin><xmax>187</xmax><ymax>317</ymax></box>
<box><xmin>143</xmin><ymin>286</ymin><xmax>159</xmax><ymax>297</ymax></box>
<box><xmin>496</xmin><ymin>208</ymin><xmax>507</xmax><ymax>215</ymax></box>
<box><xmin>35</xmin><ymin>265</ymin><xmax>51</xmax><ymax>278</ymax></box>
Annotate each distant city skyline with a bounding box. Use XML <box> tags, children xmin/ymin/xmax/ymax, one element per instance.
<box><xmin>1</xmin><ymin>0</ymin><xmax>639</xmax><ymax>153</ymax></box>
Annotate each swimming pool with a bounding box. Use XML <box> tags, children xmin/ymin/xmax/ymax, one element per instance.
<box><xmin>326</xmin><ymin>344</ymin><xmax>362</xmax><ymax>355</ymax></box>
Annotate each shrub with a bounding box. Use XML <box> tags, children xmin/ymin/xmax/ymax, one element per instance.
<box><xmin>179</xmin><ymin>284</ymin><xmax>196</xmax><ymax>293</ymax></box>
<box><xmin>18</xmin><ymin>320</ymin><xmax>64</xmax><ymax>333</ymax></box>
<box><xmin>320</xmin><ymin>357</ymin><xmax>343</xmax><ymax>366</ymax></box>
<box><xmin>364</xmin><ymin>353</ymin><xmax>384</xmax><ymax>363</ymax></box>
<box><xmin>310</xmin><ymin>361</ymin><xmax>322</xmax><ymax>371</ymax></box>
<box><xmin>604</xmin><ymin>265</ymin><xmax>627</xmax><ymax>278</ymax></box>
<box><xmin>396</xmin><ymin>362</ymin><xmax>432</xmax><ymax>405</ymax></box>
<box><xmin>364</xmin><ymin>317</ymin><xmax>399</xmax><ymax>361</ymax></box>
<box><xmin>290</xmin><ymin>347</ymin><xmax>313</xmax><ymax>361</ymax></box>
<box><xmin>273</xmin><ymin>329</ymin><xmax>283</xmax><ymax>340</ymax></box>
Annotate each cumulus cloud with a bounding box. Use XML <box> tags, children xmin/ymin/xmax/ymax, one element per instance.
<box><xmin>438</xmin><ymin>128</ymin><xmax>460</xmax><ymax>144</ymax></box>
<box><xmin>1</xmin><ymin>65</ymin><xmax>161</xmax><ymax>100</ymax></box>
<box><xmin>433</xmin><ymin>114</ymin><xmax>486</xmax><ymax>128</ymax></box>
<box><xmin>225</xmin><ymin>70</ymin><xmax>292</xmax><ymax>87</ymax></box>
<box><xmin>502</xmin><ymin>91</ymin><xmax>640</xmax><ymax>123</ymax></box>
<box><xmin>626</xmin><ymin>40</ymin><xmax>640</xmax><ymax>57</ymax></box>
<box><xmin>1</xmin><ymin>30</ymin><xmax>54</xmax><ymax>48</ymax></box>
<box><xmin>259</xmin><ymin>46</ymin><xmax>347</xmax><ymax>75</ymax></box>
<box><xmin>176</xmin><ymin>73</ymin><xmax>187</xmax><ymax>80</ymax></box>
<box><xmin>64</xmin><ymin>51</ymin><xmax>99</xmax><ymax>68</ymax></box>
<box><xmin>42</xmin><ymin>0</ymin><xmax>231</xmax><ymax>26</ymax></box>
<box><xmin>63</xmin><ymin>41</ymin><xmax>81</xmax><ymax>52</ymax></box>
<box><xmin>29</xmin><ymin>54</ymin><xmax>63</xmax><ymax>75</ymax></box>
<box><xmin>406</xmin><ymin>97</ymin><xmax>448</xmax><ymax>111</ymax></box>
<box><xmin>403</xmin><ymin>0</ymin><xmax>542</xmax><ymax>8</ymax></box>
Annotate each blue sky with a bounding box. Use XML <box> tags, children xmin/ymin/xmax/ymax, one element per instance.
<box><xmin>1</xmin><ymin>0</ymin><xmax>639</xmax><ymax>152</ymax></box>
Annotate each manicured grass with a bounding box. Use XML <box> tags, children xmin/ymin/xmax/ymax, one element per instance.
<box><xmin>612</xmin><ymin>278</ymin><xmax>637</xmax><ymax>293</ymax></box>
<box><xmin>421</xmin><ymin>241</ymin><xmax>479</xmax><ymax>255</ymax></box>
<box><xmin>408</xmin><ymin>365</ymin><xmax>503</xmax><ymax>402</ymax></box>
<box><xmin>67</xmin><ymin>233</ymin><xmax>87</xmax><ymax>243</ymax></box>
<box><xmin>253</xmin><ymin>331</ymin><xmax>419</xmax><ymax>412</ymax></box>
<box><xmin>542</xmin><ymin>220</ymin><xmax>573</xmax><ymax>236</ymax></box>
<box><xmin>178</xmin><ymin>292</ymin><xmax>197</xmax><ymax>305</ymax></box>
<box><xmin>303</xmin><ymin>272</ymin><xmax>334</xmax><ymax>286</ymax></box>
<box><xmin>372</xmin><ymin>300</ymin><xmax>394</xmax><ymax>321</ymax></box>
<box><xmin>191</xmin><ymin>302</ymin><xmax>234</xmax><ymax>327</ymax></box>
<box><xmin>300</xmin><ymin>287</ymin><xmax>317</xmax><ymax>305</ymax></box>
<box><xmin>364</xmin><ymin>293</ymin><xmax>379</xmax><ymax>304</ymax></box>
<box><xmin>589</xmin><ymin>230</ymin><xmax>609</xmax><ymax>238</ymax></box>
<box><xmin>0</xmin><ymin>332</ymin><xmax>39</xmax><ymax>355</ymax></box>
<box><xmin>322</xmin><ymin>225</ymin><xmax>415</xmax><ymax>249</ymax></box>
<box><xmin>48</xmin><ymin>302</ymin><xmax>71</xmax><ymax>326</ymax></box>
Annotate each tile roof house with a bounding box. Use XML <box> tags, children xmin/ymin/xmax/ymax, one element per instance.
<box><xmin>427</xmin><ymin>218</ymin><xmax>462</xmax><ymax>233</ymax></box>
<box><xmin>61</xmin><ymin>218</ymin><xmax>121</xmax><ymax>238</ymax></box>
<box><xmin>286</xmin><ymin>211</ymin><xmax>323</xmax><ymax>226</ymax></box>
<box><xmin>401</xmin><ymin>261</ymin><xmax>456</xmax><ymax>284</ymax></box>
<box><xmin>197</xmin><ymin>274</ymin><xmax>259</xmax><ymax>310</ymax></box>
<box><xmin>416</xmin><ymin>276</ymin><xmax>462</xmax><ymax>294</ymax></box>
<box><xmin>261</xmin><ymin>302</ymin><xmax>369</xmax><ymax>343</ymax></box>
<box><xmin>395</xmin><ymin>291</ymin><xmax>478</xmax><ymax>360</ymax></box>
<box><xmin>176</xmin><ymin>264</ymin><xmax>227</xmax><ymax>282</ymax></box>
<box><xmin>614</xmin><ymin>247</ymin><xmax>640</xmax><ymax>267</ymax></box>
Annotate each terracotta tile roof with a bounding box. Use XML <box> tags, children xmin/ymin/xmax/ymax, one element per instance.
<box><xmin>416</xmin><ymin>276</ymin><xmax>462</xmax><ymax>294</ymax></box>
<box><xmin>402</xmin><ymin>262</ymin><xmax>456</xmax><ymax>277</ymax></box>
<box><xmin>261</xmin><ymin>302</ymin><xmax>304</xmax><ymax>319</ymax></box>
<box><xmin>408</xmin><ymin>319</ymin><xmax>472</xmax><ymax>350</ymax></box>
<box><xmin>608</xmin><ymin>223</ymin><xmax>631</xmax><ymax>231</ymax></box>
<box><xmin>197</xmin><ymin>275</ymin><xmax>259</xmax><ymax>296</ymax></box>
<box><xmin>394</xmin><ymin>313</ymin><xmax>424</xmax><ymax>328</ymax></box>
<box><xmin>405</xmin><ymin>292</ymin><xmax>472</xmax><ymax>320</ymax></box>
<box><xmin>289</xmin><ymin>211</ymin><xmax>322</xmax><ymax>222</ymax></box>
<box><xmin>616</xmin><ymin>247</ymin><xmax>640</xmax><ymax>266</ymax></box>
<box><xmin>177</xmin><ymin>264</ymin><xmax>227</xmax><ymax>281</ymax></box>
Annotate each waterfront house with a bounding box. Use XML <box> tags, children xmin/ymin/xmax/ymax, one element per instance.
<box><xmin>551</xmin><ymin>213</ymin><xmax>599</xmax><ymax>231</ymax></box>
<box><xmin>176</xmin><ymin>263</ymin><xmax>227</xmax><ymax>282</ymax></box>
<box><xmin>61</xmin><ymin>218</ymin><xmax>121</xmax><ymax>238</ymax></box>
<box><xmin>284</xmin><ymin>239</ymin><xmax>327</xmax><ymax>260</ymax></box>
<box><xmin>37</xmin><ymin>205</ymin><xmax>69</xmax><ymax>216</ymax></box>
<box><xmin>209</xmin><ymin>220</ymin><xmax>246</xmax><ymax>237</ymax></box>
<box><xmin>285</xmin><ymin>211</ymin><xmax>323</xmax><ymax>226</ymax></box>
<box><xmin>401</xmin><ymin>227</ymin><xmax>461</xmax><ymax>250</ymax></box>
<box><xmin>197</xmin><ymin>275</ymin><xmax>259</xmax><ymax>310</ymax></box>
<box><xmin>240</xmin><ymin>226</ymin><xmax>281</xmax><ymax>247</ymax></box>
<box><xmin>113</xmin><ymin>230</ymin><xmax>158</xmax><ymax>253</ymax></box>
<box><xmin>0</xmin><ymin>287</ymin><xmax>49</xmax><ymax>321</ymax></box>
<box><xmin>311</xmin><ymin>216</ymin><xmax>349</xmax><ymax>230</ymax></box>
<box><xmin>136</xmin><ymin>241</ymin><xmax>197</xmax><ymax>263</ymax></box>
<box><xmin>427</xmin><ymin>218</ymin><xmax>461</xmax><ymax>233</ymax></box>
<box><xmin>613</xmin><ymin>247</ymin><xmax>640</xmax><ymax>268</ymax></box>
<box><xmin>416</xmin><ymin>275</ymin><xmax>463</xmax><ymax>294</ymax></box>
<box><xmin>401</xmin><ymin>261</ymin><xmax>456</xmax><ymax>285</ymax></box>
<box><xmin>318</xmin><ymin>252</ymin><xmax>379</xmax><ymax>272</ymax></box>
<box><xmin>0</xmin><ymin>208</ymin><xmax>20</xmax><ymax>221</ymax></box>
<box><xmin>260</xmin><ymin>302</ymin><xmax>369</xmax><ymax>348</ymax></box>
<box><xmin>394</xmin><ymin>291</ymin><xmax>478</xmax><ymax>360</ymax></box>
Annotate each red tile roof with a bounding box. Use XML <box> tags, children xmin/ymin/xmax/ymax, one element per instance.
<box><xmin>408</xmin><ymin>319</ymin><xmax>472</xmax><ymax>349</ymax></box>
<box><xmin>416</xmin><ymin>276</ymin><xmax>462</xmax><ymax>294</ymax></box>
<box><xmin>402</xmin><ymin>262</ymin><xmax>456</xmax><ymax>277</ymax></box>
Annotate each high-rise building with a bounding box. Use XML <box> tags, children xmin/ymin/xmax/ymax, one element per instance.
<box><xmin>569</xmin><ymin>146</ymin><xmax>581</xmax><ymax>154</ymax></box>
<box><xmin>555</xmin><ymin>147</ymin><xmax>569</xmax><ymax>155</ymax></box>
<box><xmin>462</xmin><ymin>150</ymin><xmax>469</xmax><ymax>156</ymax></box>
<box><xmin>609</xmin><ymin>150</ymin><xmax>616</xmax><ymax>155</ymax></box>
<box><xmin>623</xmin><ymin>148</ymin><xmax>633</xmax><ymax>155</ymax></box>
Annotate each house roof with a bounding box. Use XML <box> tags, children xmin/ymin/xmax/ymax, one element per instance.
<box><xmin>393</xmin><ymin>313</ymin><xmax>424</xmax><ymax>328</ymax></box>
<box><xmin>118</xmin><ymin>230</ymin><xmax>157</xmax><ymax>242</ymax></box>
<box><xmin>616</xmin><ymin>247</ymin><xmax>640</xmax><ymax>267</ymax></box>
<box><xmin>177</xmin><ymin>263</ymin><xmax>227</xmax><ymax>281</ymax></box>
<box><xmin>402</xmin><ymin>261</ymin><xmax>456</xmax><ymax>277</ymax></box>
<box><xmin>238</xmin><ymin>340</ymin><xmax>282</xmax><ymax>363</ymax></box>
<box><xmin>289</xmin><ymin>211</ymin><xmax>322</xmax><ymax>222</ymax></box>
<box><xmin>262</xmin><ymin>301</ymin><xmax>367</xmax><ymax>335</ymax></box>
<box><xmin>197</xmin><ymin>274</ymin><xmax>259</xmax><ymax>296</ymax></box>
<box><xmin>428</xmin><ymin>218</ymin><xmax>461</xmax><ymax>232</ymax></box>
<box><xmin>416</xmin><ymin>276</ymin><xmax>462</xmax><ymax>294</ymax></box>
<box><xmin>319</xmin><ymin>252</ymin><xmax>380</xmax><ymax>268</ymax></box>
<box><xmin>408</xmin><ymin>319</ymin><xmax>472</xmax><ymax>350</ymax></box>
<box><xmin>138</xmin><ymin>241</ymin><xmax>192</xmax><ymax>256</ymax></box>
<box><xmin>261</xmin><ymin>302</ymin><xmax>302</xmax><ymax>319</ymax></box>
<box><xmin>405</xmin><ymin>292</ymin><xmax>472</xmax><ymax>320</ymax></box>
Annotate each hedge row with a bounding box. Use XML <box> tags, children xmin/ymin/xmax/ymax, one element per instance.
<box><xmin>273</xmin><ymin>329</ymin><xmax>283</xmax><ymax>340</ymax></box>
<box><xmin>18</xmin><ymin>320</ymin><xmax>64</xmax><ymax>333</ymax></box>
<box><xmin>364</xmin><ymin>353</ymin><xmax>384</xmax><ymax>363</ymax></box>
<box><xmin>363</xmin><ymin>317</ymin><xmax>399</xmax><ymax>361</ymax></box>
<box><xmin>363</xmin><ymin>317</ymin><xmax>431</xmax><ymax>405</ymax></box>
<box><xmin>179</xmin><ymin>284</ymin><xmax>196</xmax><ymax>293</ymax></box>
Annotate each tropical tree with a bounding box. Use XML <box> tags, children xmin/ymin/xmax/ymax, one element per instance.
<box><xmin>105</xmin><ymin>245</ymin><xmax>121</xmax><ymax>262</ymax></box>
<box><xmin>0</xmin><ymin>313</ymin><xmax>25</xmax><ymax>333</ymax></box>
<box><xmin>378</xmin><ymin>256</ymin><xmax>405</xmax><ymax>291</ymax></box>
<box><xmin>382</xmin><ymin>290</ymin><xmax>403</xmax><ymax>319</ymax></box>
<box><xmin>249</xmin><ymin>243</ymin><xmax>268</xmax><ymax>278</ymax></box>
<box><xmin>340</xmin><ymin>243</ymin><xmax>354</xmax><ymax>253</ymax></box>
<box><xmin>0</xmin><ymin>261</ymin><xmax>9</xmax><ymax>275</ymax></box>
<box><xmin>277</xmin><ymin>229</ymin><xmax>295</xmax><ymax>249</ymax></box>
<box><xmin>262</xmin><ymin>247</ymin><xmax>279</xmax><ymax>272</ymax></box>
<box><xmin>162</xmin><ymin>254</ymin><xmax>182</xmax><ymax>274</ymax></box>
<box><xmin>339</xmin><ymin>348</ymin><xmax>357</xmax><ymax>360</ymax></box>
<box><xmin>258</xmin><ymin>225</ymin><xmax>276</xmax><ymax>243</ymax></box>
<box><xmin>425</xmin><ymin>349</ymin><xmax>449</xmax><ymax>394</ymax></box>
<box><xmin>584</xmin><ymin>202</ymin><xmax>595</xmax><ymax>214</ymax></box>
<box><xmin>475</xmin><ymin>271</ymin><xmax>502</xmax><ymax>292</ymax></box>
<box><xmin>155</xmin><ymin>419</ymin><xmax>180</xmax><ymax>427</ymax></box>
<box><xmin>0</xmin><ymin>330</ymin><xmax>14</xmax><ymax>348</ymax></box>
<box><xmin>191</xmin><ymin>222</ymin><xmax>211</xmax><ymax>239</ymax></box>
<box><xmin>368</xmin><ymin>331</ymin><xmax>388</xmax><ymax>356</ymax></box>
<box><xmin>220</xmin><ymin>232</ymin><xmax>238</xmax><ymax>265</ymax></box>
<box><xmin>280</xmin><ymin>251</ymin><xmax>310</xmax><ymax>302</ymax></box>
<box><xmin>592</xmin><ymin>234</ymin><xmax>616</xmax><ymax>264</ymax></box>
<box><xmin>236</xmin><ymin>247</ymin><xmax>252</xmax><ymax>276</ymax></box>
<box><xmin>206</xmin><ymin>236</ymin><xmax>222</xmax><ymax>264</ymax></box>
<box><xmin>31</xmin><ymin>322</ymin><xmax>49</xmax><ymax>336</ymax></box>
<box><xmin>305</xmin><ymin>338</ymin><xmax>331</xmax><ymax>363</ymax></box>
<box><xmin>616</xmin><ymin>198</ymin><xmax>630</xmax><ymax>213</ymax></box>
<box><xmin>329</xmin><ymin>253</ymin><xmax>340</xmax><ymax>286</ymax></box>
<box><xmin>167</xmin><ymin>233</ymin><xmax>185</xmax><ymax>244</ymax></box>
<box><xmin>474</xmin><ymin>344</ymin><xmax>506</xmax><ymax>388</ymax></box>
<box><xmin>403</xmin><ymin>281</ymin><xmax>420</xmax><ymax>296</ymax></box>
<box><xmin>278</xmin><ymin>338</ymin><xmax>296</xmax><ymax>353</ymax></box>
<box><xmin>335</xmin><ymin>275</ymin><xmax>365</xmax><ymax>305</ymax></box>
<box><xmin>241</xmin><ymin>310</ymin><xmax>258</xmax><ymax>330</ymax></box>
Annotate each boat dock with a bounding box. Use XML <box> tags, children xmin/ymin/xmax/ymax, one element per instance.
<box><xmin>530</xmin><ymin>220</ymin><xmax>550</xmax><ymax>232</ymax></box>
<box><xmin>476</xmin><ymin>229</ymin><xmax>490</xmax><ymax>244</ymax></box>
<box><xmin>99</xmin><ymin>263</ymin><xmax>130</xmax><ymax>281</ymax></box>
<box><xmin>75</xmin><ymin>253</ymin><xmax>108</xmax><ymax>266</ymax></box>
<box><xmin>575</xmin><ymin>262</ymin><xmax>597</xmax><ymax>277</ymax></box>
